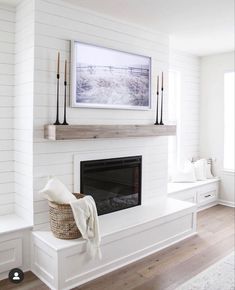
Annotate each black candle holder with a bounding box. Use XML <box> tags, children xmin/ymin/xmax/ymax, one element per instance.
<box><xmin>159</xmin><ymin>87</ymin><xmax>164</xmax><ymax>125</ymax></box>
<box><xmin>154</xmin><ymin>90</ymin><xmax>159</xmax><ymax>125</ymax></box>
<box><xmin>62</xmin><ymin>80</ymin><xmax>68</xmax><ymax>125</ymax></box>
<box><xmin>54</xmin><ymin>73</ymin><xmax>61</xmax><ymax>125</ymax></box>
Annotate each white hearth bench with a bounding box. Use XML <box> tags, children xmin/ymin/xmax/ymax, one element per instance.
<box><xmin>31</xmin><ymin>197</ymin><xmax>197</xmax><ymax>290</ymax></box>
<box><xmin>168</xmin><ymin>178</ymin><xmax>219</xmax><ymax>210</ymax></box>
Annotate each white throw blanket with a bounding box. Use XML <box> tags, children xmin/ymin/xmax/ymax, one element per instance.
<box><xmin>70</xmin><ymin>196</ymin><xmax>102</xmax><ymax>259</ymax></box>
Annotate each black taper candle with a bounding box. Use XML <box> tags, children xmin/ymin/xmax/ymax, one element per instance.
<box><xmin>154</xmin><ymin>75</ymin><xmax>159</xmax><ymax>125</ymax></box>
<box><xmin>54</xmin><ymin>52</ymin><xmax>61</xmax><ymax>125</ymax></box>
<box><xmin>160</xmin><ymin>71</ymin><xmax>164</xmax><ymax>125</ymax></box>
<box><xmin>62</xmin><ymin>60</ymin><xmax>68</xmax><ymax>125</ymax></box>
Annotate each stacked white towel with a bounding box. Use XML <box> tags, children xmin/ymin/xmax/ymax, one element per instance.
<box><xmin>70</xmin><ymin>196</ymin><xmax>102</xmax><ymax>259</ymax></box>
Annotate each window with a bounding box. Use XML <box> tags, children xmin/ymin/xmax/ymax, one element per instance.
<box><xmin>168</xmin><ymin>70</ymin><xmax>181</xmax><ymax>177</ymax></box>
<box><xmin>224</xmin><ymin>72</ymin><xmax>234</xmax><ymax>172</ymax></box>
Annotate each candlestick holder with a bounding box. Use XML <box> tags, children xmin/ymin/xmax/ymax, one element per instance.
<box><xmin>54</xmin><ymin>73</ymin><xmax>61</xmax><ymax>125</ymax></box>
<box><xmin>154</xmin><ymin>90</ymin><xmax>159</xmax><ymax>125</ymax></box>
<box><xmin>159</xmin><ymin>87</ymin><xmax>164</xmax><ymax>125</ymax></box>
<box><xmin>62</xmin><ymin>80</ymin><xmax>69</xmax><ymax>125</ymax></box>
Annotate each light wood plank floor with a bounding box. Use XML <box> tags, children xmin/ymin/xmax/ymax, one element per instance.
<box><xmin>0</xmin><ymin>205</ymin><xmax>234</xmax><ymax>290</ymax></box>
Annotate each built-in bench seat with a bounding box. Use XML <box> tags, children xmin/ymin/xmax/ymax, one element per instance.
<box><xmin>0</xmin><ymin>214</ymin><xmax>32</xmax><ymax>280</ymax></box>
<box><xmin>31</xmin><ymin>197</ymin><xmax>197</xmax><ymax>290</ymax></box>
<box><xmin>168</xmin><ymin>178</ymin><xmax>219</xmax><ymax>210</ymax></box>
<box><xmin>0</xmin><ymin>214</ymin><xmax>32</xmax><ymax>235</ymax></box>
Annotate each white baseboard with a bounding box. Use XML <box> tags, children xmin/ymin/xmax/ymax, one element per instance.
<box><xmin>218</xmin><ymin>199</ymin><xmax>235</xmax><ymax>208</ymax></box>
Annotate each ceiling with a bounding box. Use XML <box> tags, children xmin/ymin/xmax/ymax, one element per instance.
<box><xmin>1</xmin><ymin>0</ymin><xmax>234</xmax><ymax>56</ymax></box>
<box><xmin>66</xmin><ymin>0</ymin><xmax>234</xmax><ymax>56</ymax></box>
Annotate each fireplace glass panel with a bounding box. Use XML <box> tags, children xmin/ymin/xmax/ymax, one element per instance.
<box><xmin>80</xmin><ymin>156</ymin><xmax>142</xmax><ymax>215</ymax></box>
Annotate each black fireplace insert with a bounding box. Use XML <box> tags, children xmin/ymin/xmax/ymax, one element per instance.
<box><xmin>80</xmin><ymin>156</ymin><xmax>142</xmax><ymax>215</ymax></box>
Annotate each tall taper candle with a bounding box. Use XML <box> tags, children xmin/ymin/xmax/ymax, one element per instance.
<box><xmin>57</xmin><ymin>52</ymin><xmax>60</xmax><ymax>74</ymax></box>
<box><xmin>160</xmin><ymin>71</ymin><xmax>164</xmax><ymax>125</ymax></box>
<box><xmin>54</xmin><ymin>52</ymin><xmax>61</xmax><ymax>125</ymax></box>
<box><xmin>64</xmin><ymin>59</ymin><xmax>67</xmax><ymax>82</ymax></box>
<box><xmin>154</xmin><ymin>76</ymin><xmax>159</xmax><ymax>125</ymax></box>
<box><xmin>62</xmin><ymin>60</ymin><xmax>68</xmax><ymax>125</ymax></box>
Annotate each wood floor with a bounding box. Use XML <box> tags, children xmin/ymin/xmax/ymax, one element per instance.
<box><xmin>0</xmin><ymin>205</ymin><xmax>234</xmax><ymax>290</ymax></box>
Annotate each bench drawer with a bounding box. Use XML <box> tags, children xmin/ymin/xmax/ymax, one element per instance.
<box><xmin>197</xmin><ymin>182</ymin><xmax>218</xmax><ymax>205</ymax></box>
<box><xmin>198</xmin><ymin>190</ymin><xmax>217</xmax><ymax>204</ymax></box>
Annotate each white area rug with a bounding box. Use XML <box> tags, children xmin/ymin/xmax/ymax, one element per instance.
<box><xmin>176</xmin><ymin>251</ymin><xmax>235</xmax><ymax>290</ymax></box>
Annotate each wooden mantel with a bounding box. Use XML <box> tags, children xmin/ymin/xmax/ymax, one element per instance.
<box><xmin>44</xmin><ymin>124</ymin><xmax>176</xmax><ymax>140</ymax></box>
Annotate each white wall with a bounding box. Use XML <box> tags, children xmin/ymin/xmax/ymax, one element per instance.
<box><xmin>200</xmin><ymin>52</ymin><xmax>235</xmax><ymax>206</ymax></box>
<box><xmin>0</xmin><ymin>4</ymin><xmax>15</xmax><ymax>215</ymax></box>
<box><xmin>14</xmin><ymin>0</ymin><xmax>35</xmax><ymax>223</ymax></box>
<box><xmin>169</xmin><ymin>50</ymin><xmax>200</xmax><ymax>166</ymax></box>
<box><xmin>32</xmin><ymin>0</ymin><xmax>170</xmax><ymax>229</ymax></box>
<box><xmin>0</xmin><ymin>0</ymin><xmax>204</xmax><ymax>226</ymax></box>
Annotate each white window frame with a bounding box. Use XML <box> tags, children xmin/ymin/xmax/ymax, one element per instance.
<box><xmin>223</xmin><ymin>71</ymin><xmax>234</xmax><ymax>173</ymax></box>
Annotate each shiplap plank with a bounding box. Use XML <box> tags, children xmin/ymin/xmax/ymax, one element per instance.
<box><xmin>0</xmin><ymin>107</ymin><xmax>13</xmax><ymax>118</ymax></box>
<box><xmin>0</xmin><ymin>74</ymin><xmax>14</xmax><ymax>85</ymax></box>
<box><xmin>0</xmin><ymin>64</ymin><xmax>14</xmax><ymax>75</ymax></box>
<box><xmin>0</xmin><ymin>31</ymin><xmax>14</xmax><ymax>43</ymax></box>
<box><xmin>0</xmin><ymin>192</ymin><xmax>14</xmax><ymax>205</ymax></box>
<box><xmin>0</xmin><ymin>9</ymin><xmax>15</xmax><ymax>22</ymax></box>
<box><xmin>0</xmin><ymin>85</ymin><xmax>14</xmax><ymax>96</ymax></box>
<box><xmin>0</xmin><ymin>96</ymin><xmax>13</xmax><ymax>107</ymax></box>
<box><xmin>0</xmin><ymin>52</ymin><xmax>14</xmax><ymax>64</ymax></box>
<box><xmin>0</xmin><ymin>19</ymin><xmax>15</xmax><ymax>32</ymax></box>
<box><xmin>0</xmin><ymin>204</ymin><xmax>14</xmax><ymax>215</ymax></box>
<box><xmin>0</xmin><ymin>182</ymin><xmax>14</xmax><ymax>194</ymax></box>
<box><xmin>0</xmin><ymin>8</ymin><xmax>15</xmax><ymax>214</ymax></box>
<box><xmin>0</xmin><ymin>161</ymin><xmax>14</xmax><ymax>172</ymax></box>
<box><xmin>0</xmin><ymin>4</ymin><xmax>15</xmax><ymax>12</ymax></box>
<box><xmin>13</xmin><ymin>0</ymin><xmax>34</xmax><ymax>222</ymax></box>
<box><xmin>0</xmin><ymin>172</ymin><xmax>14</xmax><ymax>183</ymax></box>
<box><xmin>0</xmin><ymin>42</ymin><xmax>14</xmax><ymax>54</ymax></box>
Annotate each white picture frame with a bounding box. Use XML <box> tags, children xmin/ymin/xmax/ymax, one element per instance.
<box><xmin>70</xmin><ymin>40</ymin><xmax>152</xmax><ymax>110</ymax></box>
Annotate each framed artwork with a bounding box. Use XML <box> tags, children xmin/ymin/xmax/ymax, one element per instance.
<box><xmin>71</xmin><ymin>40</ymin><xmax>151</xmax><ymax>110</ymax></box>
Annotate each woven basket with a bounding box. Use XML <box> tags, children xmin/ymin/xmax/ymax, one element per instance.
<box><xmin>48</xmin><ymin>193</ymin><xmax>84</xmax><ymax>240</ymax></box>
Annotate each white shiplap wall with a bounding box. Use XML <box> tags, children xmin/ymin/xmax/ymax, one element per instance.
<box><xmin>14</xmin><ymin>0</ymin><xmax>34</xmax><ymax>223</ymax></box>
<box><xmin>169</xmin><ymin>50</ymin><xmax>200</xmax><ymax>165</ymax></box>
<box><xmin>33</xmin><ymin>0</ymin><xmax>170</xmax><ymax>229</ymax></box>
<box><xmin>0</xmin><ymin>4</ymin><xmax>15</xmax><ymax>215</ymax></box>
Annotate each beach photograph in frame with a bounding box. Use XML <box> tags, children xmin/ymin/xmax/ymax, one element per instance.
<box><xmin>71</xmin><ymin>41</ymin><xmax>151</xmax><ymax>110</ymax></box>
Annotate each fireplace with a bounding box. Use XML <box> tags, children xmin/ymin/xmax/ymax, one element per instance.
<box><xmin>80</xmin><ymin>156</ymin><xmax>142</xmax><ymax>215</ymax></box>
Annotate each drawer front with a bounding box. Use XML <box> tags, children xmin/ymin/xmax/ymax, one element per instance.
<box><xmin>198</xmin><ymin>189</ymin><xmax>217</xmax><ymax>204</ymax></box>
<box><xmin>0</xmin><ymin>238</ymin><xmax>22</xmax><ymax>273</ymax></box>
<box><xmin>197</xmin><ymin>182</ymin><xmax>218</xmax><ymax>195</ymax></box>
